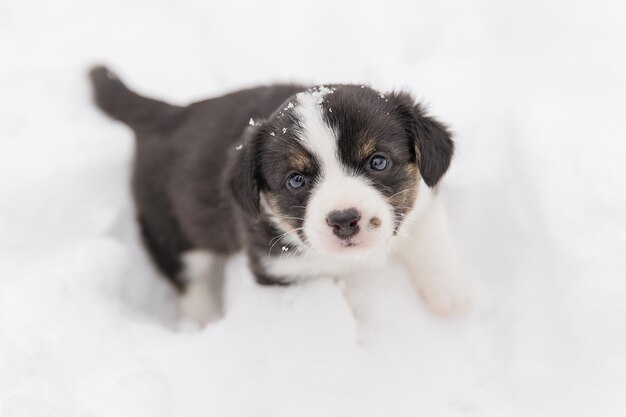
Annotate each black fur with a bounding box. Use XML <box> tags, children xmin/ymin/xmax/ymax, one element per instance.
<box><xmin>390</xmin><ymin>91</ymin><xmax>454</xmax><ymax>187</ymax></box>
<box><xmin>89</xmin><ymin>67</ymin><xmax>453</xmax><ymax>290</ymax></box>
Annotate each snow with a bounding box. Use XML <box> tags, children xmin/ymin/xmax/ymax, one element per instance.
<box><xmin>1</xmin><ymin>0</ymin><xmax>625</xmax><ymax>416</ymax></box>
<box><xmin>296</xmin><ymin>85</ymin><xmax>336</xmax><ymax>106</ymax></box>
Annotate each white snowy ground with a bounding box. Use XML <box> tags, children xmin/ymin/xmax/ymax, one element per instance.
<box><xmin>1</xmin><ymin>0</ymin><xmax>626</xmax><ymax>416</ymax></box>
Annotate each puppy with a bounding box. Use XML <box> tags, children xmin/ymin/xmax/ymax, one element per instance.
<box><xmin>90</xmin><ymin>66</ymin><xmax>469</xmax><ymax>324</ymax></box>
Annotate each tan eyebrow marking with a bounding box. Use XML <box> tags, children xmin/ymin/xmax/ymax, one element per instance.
<box><xmin>288</xmin><ymin>147</ymin><xmax>312</xmax><ymax>172</ymax></box>
<box><xmin>359</xmin><ymin>137</ymin><xmax>376</xmax><ymax>159</ymax></box>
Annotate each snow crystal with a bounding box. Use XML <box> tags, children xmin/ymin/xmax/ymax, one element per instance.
<box><xmin>249</xmin><ymin>118</ymin><xmax>255</xmax><ymax>126</ymax></box>
<box><xmin>296</xmin><ymin>85</ymin><xmax>335</xmax><ymax>106</ymax></box>
<box><xmin>282</xmin><ymin>127</ymin><xmax>287</xmax><ymax>134</ymax></box>
<box><xmin>270</xmin><ymin>131</ymin><xmax>275</xmax><ymax>136</ymax></box>
<box><xmin>235</xmin><ymin>144</ymin><xmax>243</xmax><ymax>150</ymax></box>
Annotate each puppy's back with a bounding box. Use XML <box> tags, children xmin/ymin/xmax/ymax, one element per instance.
<box><xmin>89</xmin><ymin>66</ymin><xmax>303</xmax><ymax>288</ymax></box>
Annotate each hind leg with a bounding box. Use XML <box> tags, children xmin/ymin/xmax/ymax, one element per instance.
<box><xmin>179</xmin><ymin>250</ymin><xmax>225</xmax><ymax>327</ymax></box>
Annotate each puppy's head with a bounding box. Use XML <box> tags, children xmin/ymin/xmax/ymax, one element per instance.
<box><xmin>229</xmin><ymin>85</ymin><xmax>453</xmax><ymax>259</ymax></box>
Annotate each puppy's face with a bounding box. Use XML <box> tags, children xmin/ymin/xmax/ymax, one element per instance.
<box><xmin>231</xmin><ymin>86</ymin><xmax>453</xmax><ymax>259</ymax></box>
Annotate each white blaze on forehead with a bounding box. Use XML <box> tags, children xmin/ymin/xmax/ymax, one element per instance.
<box><xmin>289</xmin><ymin>87</ymin><xmax>396</xmax><ymax>260</ymax></box>
<box><xmin>295</xmin><ymin>87</ymin><xmax>342</xmax><ymax>178</ymax></box>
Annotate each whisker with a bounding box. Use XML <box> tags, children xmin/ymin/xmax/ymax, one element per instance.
<box><xmin>268</xmin><ymin>227</ymin><xmax>304</xmax><ymax>247</ymax></box>
<box><xmin>386</xmin><ymin>188</ymin><xmax>412</xmax><ymax>201</ymax></box>
<box><xmin>268</xmin><ymin>227</ymin><xmax>304</xmax><ymax>255</ymax></box>
<box><xmin>288</xmin><ymin>239</ymin><xmax>309</xmax><ymax>259</ymax></box>
<box><xmin>280</xmin><ymin>237</ymin><xmax>305</xmax><ymax>260</ymax></box>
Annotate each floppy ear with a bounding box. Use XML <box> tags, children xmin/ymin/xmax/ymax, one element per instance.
<box><xmin>412</xmin><ymin>104</ymin><xmax>454</xmax><ymax>187</ymax></box>
<box><xmin>227</xmin><ymin>126</ymin><xmax>262</xmax><ymax>218</ymax></box>
<box><xmin>392</xmin><ymin>93</ymin><xmax>454</xmax><ymax>187</ymax></box>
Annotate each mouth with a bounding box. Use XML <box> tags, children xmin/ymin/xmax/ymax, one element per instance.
<box><xmin>336</xmin><ymin>235</ymin><xmax>377</xmax><ymax>253</ymax></box>
<box><xmin>340</xmin><ymin>237</ymin><xmax>361</xmax><ymax>248</ymax></box>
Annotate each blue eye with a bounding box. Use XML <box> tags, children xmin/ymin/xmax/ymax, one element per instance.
<box><xmin>287</xmin><ymin>173</ymin><xmax>306</xmax><ymax>189</ymax></box>
<box><xmin>369</xmin><ymin>155</ymin><xmax>389</xmax><ymax>171</ymax></box>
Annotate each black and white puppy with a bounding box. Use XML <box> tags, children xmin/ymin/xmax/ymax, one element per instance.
<box><xmin>90</xmin><ymin>66</ymin><xmax>469</xmax><ymax>324</ymax></box>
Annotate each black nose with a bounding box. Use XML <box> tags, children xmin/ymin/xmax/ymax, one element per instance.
<box><xmin>326</xmin><ymin>208</ymin><xmax>361</xmax><ymax>238</ymax></box>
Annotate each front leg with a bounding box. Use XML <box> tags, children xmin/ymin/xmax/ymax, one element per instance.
<box><xmin>178</xmin><ymin>250</ymin><xmax>225</xmax><ymax>327</ymax></box>
<box><xmin>396</xmin><ymin>194</ymin><xmax>471</xmax><ymax>314</ymax></box>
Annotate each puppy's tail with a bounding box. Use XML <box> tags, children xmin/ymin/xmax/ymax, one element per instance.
<box><xmin>88</xmin><ymin>65</ymin><xmax>183</xmax><ymax>131</ymax></box>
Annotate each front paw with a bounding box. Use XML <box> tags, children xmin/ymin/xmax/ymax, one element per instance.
<box><xmin>417</xmin><ymin>275</ymin><xmax>472</xmax><ymax>315</ymax></box>
<box><xmin>178</xmin><ymin>282</ymin><xmax>223</xmax><ymax>328</ymax></box>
